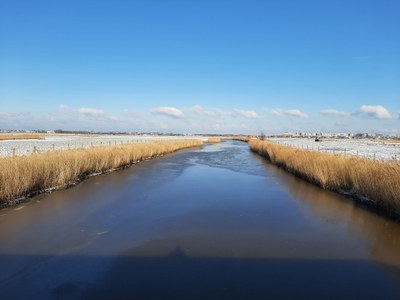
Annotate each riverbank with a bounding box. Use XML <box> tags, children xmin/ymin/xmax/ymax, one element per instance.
<box><xmin>0</xmin><ymin>139</ymin><xmax>203</xmax><ymax>208</ymax></box>
<box><xmin>249</xmin><ymin>140</ymin><xmax>400</xmax><ymax>218</ymax></box>
<box><xmin>268</xmin><ymin>137</ymin><xmax>400</xmax><ymax>161</ymax></box>
<box><xmin>224</xmin><ymin>136</ymin><xmax>250</xmax><ymax>142</ymax></box>
<box><xmin>2</xmin><ymin>140</ymin><xmax>400</xmax><ymax>299</ymax></box>
<box><xmin>0</xmin><ymin>134</ymin><xmax>43</xmax><ymax>140</ymax></box>
<box><xmin>0</xmin><ymin>133</ymin><xmax>206</xmax><ymax>157</ymax></box>
<box><xmin>206</xmin><ymin>137</ymin><xmax>221</xmax><ymax>143</ymax></box>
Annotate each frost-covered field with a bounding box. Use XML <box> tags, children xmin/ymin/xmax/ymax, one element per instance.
<box><xmin>0</xmin><ymin>134</ymin><xmax>206</xmax><ymax>157</ymax></box>
<box><xmin>269</xmin><ymin>138</ymin><xmax>400</xmax><ymax>161</ymax></box>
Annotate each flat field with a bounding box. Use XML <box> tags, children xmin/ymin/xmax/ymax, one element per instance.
<box><xmin>269</xmin><ymin>138</ymin><xmax>400</xmax><ymax>161</ymax></box>
<box><xmin>0</xmin><ymin>134</ymin><xmax>206</xmax><ymax>157</ymax></box>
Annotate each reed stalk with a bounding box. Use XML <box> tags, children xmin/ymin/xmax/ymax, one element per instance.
<box><xmin>249</xmin><ymin>140</ymin><xmax>400</xmax><ymax>216</ymax></box>
<box><xmin>0</xmin><ymin>140</ymin><xmax>202</xmax><ymax>206</ymax></box>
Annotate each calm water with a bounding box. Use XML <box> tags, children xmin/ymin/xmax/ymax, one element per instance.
<box><xmin>1</xmin><ymin>141</ymin><xmax>400</xmax><ymax>299</ymax></box>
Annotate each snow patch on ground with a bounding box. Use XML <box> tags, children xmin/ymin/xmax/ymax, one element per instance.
<box><xmin>0</xmin><ymin>134</ymin><xmax>206</xmax><ymax>157</ymax></box>
<box><xmin>269</xmin><ymin>138</ymin><xmax>400</xmax><ymax>161</ymax></box>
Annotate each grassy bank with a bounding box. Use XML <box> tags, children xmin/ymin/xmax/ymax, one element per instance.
<box><xmin>0</xmin><ymin>140</ymin><xmax>203</xmax><ymax>207</ymax></box>
<box><xmin>231</xmin><ymin>136</ymin><xmax>250</xmax><ymax>142</ymax></box>
<box><xmin>249</xmin><ymin>140</ymin><xmax>400</xmax><ymax>216</ymax></box>
<box><xmin>206</xmin><ymin>137</ymin><xmax>221</xmax><ymax>143</ymax></box>
<box><xmin>0</xmin><ymin>134</ymin><xmax>43</xmax><ymax>140</ymax></box>
<box><xmin>220</xmin><ymin>136</ymin><xmax>250</xmax><ymax>142</ymax></box>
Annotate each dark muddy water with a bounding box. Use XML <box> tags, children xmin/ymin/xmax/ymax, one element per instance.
<box><xmin>1</xmin><ymin>141</ymin><xmax>400</xmax><ymax>299</ymax></box>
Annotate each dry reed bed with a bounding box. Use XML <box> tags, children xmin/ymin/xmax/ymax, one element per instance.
<box><xmin>219</xmin><ymin>136</ymin><xmax>250</xmax><ymax>142</ymax></box>
<box><xmin>230</xmin><ymin>136</ymin><xmax>250</xmax><ymax>142</ymax></box>
<box><xmin>206</xmin><ymin>137</ymin><xmax>221</xmax><ymax>143</ymax></box>
<box><xmin>249</xmin><ymin>140</ymin><xmax>400</xmax><ymax>216</ymax></box>
<box><xmin>0</xmin><ymin>134</ymin><xmax>43</xmax><ymax>140</ymax></box>
<box><xmin>0</xmin><ymin>140</ymin><xmax>203</xmax><ymax>207</ymax></box>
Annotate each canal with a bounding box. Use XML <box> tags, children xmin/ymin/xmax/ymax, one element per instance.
<box><xmin>1</xmin><ymin>141</ymin><xmax>400</xmax><ymax>299</ymax></box>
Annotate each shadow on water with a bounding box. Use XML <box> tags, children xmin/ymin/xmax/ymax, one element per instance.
<box><xmin>1</xmin><ymin>251</ymin><xmax>400</xmax><ymax>300</ymax></box>
<box><xmin>1</xmin><ymin>141</ymin><xmax>400</xmax><ymax>299</ymax></box>
<box><xmin>86</xmin><ymin>248</ymin><xmax>400</xmax><ymax>300</ymax></box>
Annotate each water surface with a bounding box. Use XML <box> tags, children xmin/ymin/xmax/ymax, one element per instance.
<box><xmin>1</xmin><ymin>141</ymin><xmax>400</xmax><ymax>299</ymax></box>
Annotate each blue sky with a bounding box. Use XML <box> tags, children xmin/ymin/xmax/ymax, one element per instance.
<box><xmin>1</xmin><ymin>0</ymin><xmax>399</xmax><ymax>134</ymax></box>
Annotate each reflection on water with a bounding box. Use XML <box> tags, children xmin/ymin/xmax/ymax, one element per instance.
<box><xmin>257</xmin><ymin>153</ymin><xmax>400</xmax><ymax>268</ymax></box>
<box><xmin>1</xmin><ymin>141</ymin><xmax>400</xmax><ymax>299</ymax></box>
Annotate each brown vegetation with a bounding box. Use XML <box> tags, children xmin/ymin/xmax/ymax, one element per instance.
<box><xmin>385</xmin><ymin>139</ymin><xmax>400</xmax><ymax>144</ymax></box>
<box><xmin>0</xmin><ymin>140</ymin><xmax>203</xmax><ymax>207</ymax></box>
<box><xmin>206</xmin><ymin>137</ymin><xmax>221</xmax><ymax>143</ymax></box>
<box><xmin>230</xmin><ymin>136</ymin><xmax>250</xmax><ymax>142</ymax></box>
<box><xmin>249</xmin><ymin>140</ymin><xmax>400</xmax><ymax>216</ymax></box>
<box><xmin>220</xmin><ymin>136</ymin><xmax>250</xmax><ymax>142</ymax></box>
<box><xmin>0</xmin><ymin>134</ymin><xmax>43</xmax><ymax>140</ymax></box>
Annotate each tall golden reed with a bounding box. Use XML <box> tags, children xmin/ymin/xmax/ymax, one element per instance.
<box><xmin>0</xmin><ymin>134</ymin><xmax>43</xmax><ymax>140</ymax></box>
<box><xmin>249</xmin><ymin>140</ymin><xmax>400</xmax><ymax>215</ymax></box>
<box><xmin>206</xmin><ymin>137</ymin><xmax>221</xmax><ymax>143</ymax></box>
<box><xmin>230</xmin><ymin>136</ymin><xmax>250</xmax><ymax>142</ymax></box>
<box><xmin>0</xmin><ymin>140</ymin><xmax>202</xmax><ymax>206</ymax></box>
<box><xmin>219</xmin><ymin>136</ymin><xmax>250</xmax><ymax>142</ymax></box>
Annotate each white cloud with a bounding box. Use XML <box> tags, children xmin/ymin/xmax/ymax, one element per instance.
<box><xmin>78</xmin><ymin>107</ymin><xmax>105</xmax><ymax>117</ymax></box>
<box><xmin>320</xmin><ymin>109</ymin><xmax>349</xmax><ymax>117</ymax></box>
<box><xmin>271</xmin><ymin>109</ymin><xmax>284</xmax><ymax>116</ymax></box>
<box><xmin>186</xmin><ymin>105</ymin><xmax>220</xmax><ymax>117</ymax></box>
<box><xmin>358</xmin><ymin>105</ymin><xmax>392</xmax><ymax>120</ymax></box>
<box><xmin>265</xmin><ymin>108</ymin><xmax>308</xmax><ymax>118</ymax></box>
<box><xmin>285</xmin><ymin>109</ymin><xmax>308</xmax><ymax>119</ymax></box>
<box><xmin>151</xmin><ymin>106</ymin><xmax>184</xmax><ymax>118</ymax></box>
<box><xmin>232</xmin><ymin>109</ymin><xmax>260</xmax><ymax>119</ymax></box>
<box><xmin>264</xmin><ymin>108</ymin><xmax>284</xmax><ymax>116</ymax></box>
